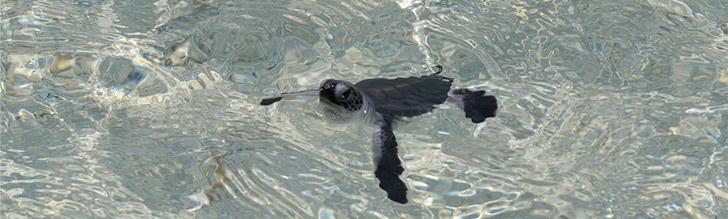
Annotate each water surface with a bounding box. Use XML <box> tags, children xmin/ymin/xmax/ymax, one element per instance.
<box><xmin>2</xmin><ymin>0</ymin><xmax>728</xmax><ymax>218</ymax></box>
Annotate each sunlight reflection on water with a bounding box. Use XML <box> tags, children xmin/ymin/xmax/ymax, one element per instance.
<box><xmin>2</xmin><ymin>0</ymin><xmax>727</xmax><ymax>218</ymax></box>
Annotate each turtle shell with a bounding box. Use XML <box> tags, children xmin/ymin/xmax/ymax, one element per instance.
<box><xmin>354</xmin><ymin>74</ymin><xmax>453</xmax><ymax>118</ymax></box>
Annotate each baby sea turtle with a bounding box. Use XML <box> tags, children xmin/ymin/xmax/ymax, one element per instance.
<box><xmin>260</xmin><ymin>66</ymin><xmax>497</xmax><ymax>203</ymax></box>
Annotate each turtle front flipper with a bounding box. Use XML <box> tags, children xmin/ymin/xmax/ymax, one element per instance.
<box><xmin>372</xmin><ymin>116</ymin><xmax>407</xmax><ymax>203</ymax></box>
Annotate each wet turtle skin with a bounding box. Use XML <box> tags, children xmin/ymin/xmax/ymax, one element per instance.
<box><xmin>266</xmin><ymin>66</ymin><xmax>498</xmax><ymax>204</ymax></box>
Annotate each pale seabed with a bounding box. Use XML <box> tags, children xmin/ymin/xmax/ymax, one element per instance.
<box><xmin>1</xmin><ymin>0</ymin><xmax>727</xmax><ymax>218</ymax></box>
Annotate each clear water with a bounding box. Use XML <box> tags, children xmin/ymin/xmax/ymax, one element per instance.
<box><xmin>2</xmin><ymin>0</ymin><xmax>727</xmax><ymax>218</ymax></box>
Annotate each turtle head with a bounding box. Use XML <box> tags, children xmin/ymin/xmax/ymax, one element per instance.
<box><xmin>319</xmin><ymin>79</ymin><xmax>363</xmax><ymax>112</ymax></box>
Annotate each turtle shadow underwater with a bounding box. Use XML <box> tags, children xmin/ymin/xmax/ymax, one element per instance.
<box><xmin>260</xmin><ymin>66</ymin><xmax>498</xmax><ymax>204</ymax></box>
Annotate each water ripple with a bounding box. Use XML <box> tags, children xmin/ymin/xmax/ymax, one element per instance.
<box><xmin>2</xmin><ymin>0</ymin><xmax>728</xmax><ymax>218</ymax></box>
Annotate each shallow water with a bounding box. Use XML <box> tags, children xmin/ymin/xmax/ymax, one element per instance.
<box><xmin>2</xmin><ymin>0</ymin><xmax>728</xmax><ymax>218</ymax></box>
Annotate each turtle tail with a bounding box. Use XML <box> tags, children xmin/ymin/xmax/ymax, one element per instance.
<box><xmin>429</xmin><ymin>65</ymin><xmax>444</xmax><ymax>75</ymax></box>
<box><xmin>429</xmin><ymin>65</ymin><xmax>454</xmax><ymax>82</ymax></box>
<box><xmin>447</xmin><ymin>89</ymin><xmax>498</xmax><ymax>123</ymax></box>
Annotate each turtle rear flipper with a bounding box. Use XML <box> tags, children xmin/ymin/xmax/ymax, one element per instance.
<box><xmin>372</xmin><ymin>116</ymin><xmax>407</xmax><ymax>204</ymax></box>
<box><xmin>448</xmin><ymin>89</ymin><xmax>498</xmax><ymax>123</ymax></box>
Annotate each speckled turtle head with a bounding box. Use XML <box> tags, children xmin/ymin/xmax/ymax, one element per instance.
<box><xmin>318</xmin><ymin>79</ymin><xmax>363</xmax><ymax>112</ymax></box>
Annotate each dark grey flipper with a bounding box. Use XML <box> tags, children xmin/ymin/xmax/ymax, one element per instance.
<box><xmin>372</xmin><ymin>116</ymin><xmax>407</xmax><ymax>204</ymax></box>
<box><xmin>447</xmin><ymin>89</ymin><xmax>498</xmax><ymax>123</ymax></box>
<box><xmin>259</xmin><ymin>89</ymin><xmax>319</xmax><ymax>106</ymax></box>
<box><xmin>260</xmin><ymin>97</ymin><xmax>283</xmax><ymax>105</ymax></box>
